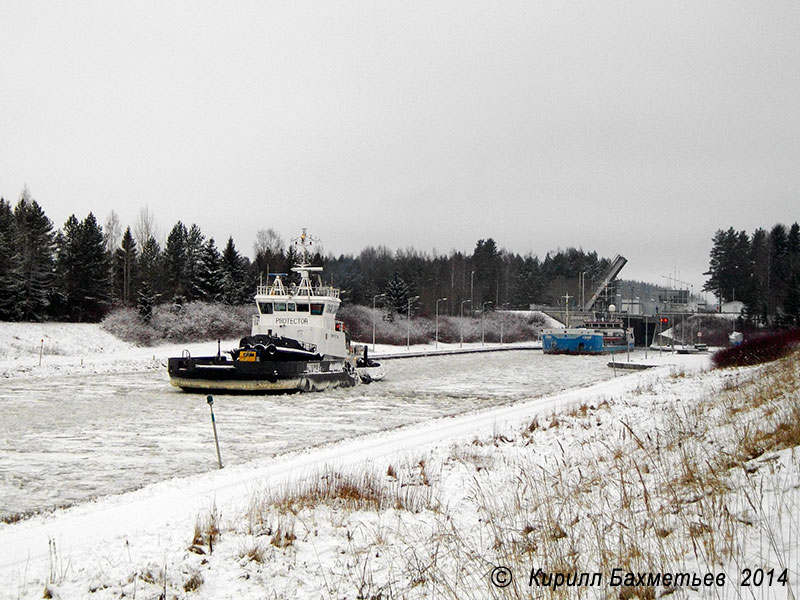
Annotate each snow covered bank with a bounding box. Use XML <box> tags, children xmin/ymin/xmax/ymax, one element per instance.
<box><xmin>0</xmin><ymin>322</ymin><xmax>236</xmax><ymax>380</ymax></box>
<box><xmin>4</xmin><ymin>323</ymin><xmax>795</xmax><ymax>600</ymax></box>
<box><xmin>1</xmin><ymin>361</ymin><xmax>660</xmax><ymax>598</ymax></box>
<box><xmin>0</xmin><ymin>321</ymin><xmax>696</xmax><ymax>380</ymax></box>
<box><xmin>0</xmin><ymin>322</ymin><xmax>537</xmax><ymax>380</ymax></box>
<box><xmin>6</xmin><ymin>350</ymin><xmax>797</xmax><ymax>600</ymax></box>
<box><xmin>0</xmin><ymin>344</ymin><xmax>739</xmax><ymax>599</ymax></box>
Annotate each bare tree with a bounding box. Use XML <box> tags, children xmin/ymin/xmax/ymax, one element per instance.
<box><xmin>104</xmin><ymin>210</ymin><xmax>122</xmax><ymax>254</ymax></box>
<box><xmin>134</xmin><ymin>205</ymin><xmax>160</xmax><ymax>249</ymax></box>
<box><xmin>254</xmin><ymin>228</ymin><xmax>284</xmax><ymax>258</ymax></box>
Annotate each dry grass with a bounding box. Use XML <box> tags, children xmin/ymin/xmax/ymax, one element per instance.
<box><xmin>238</xmin><ymin>537</ymin><xmax>267</xmax><ymax>563</ymax></box>
<box><xmin>191</xmin><ymin>503</ymin><xmax>221</xmax><ymax>555</ymax></box>
<box><xmin>157</xmin><ymin>350</ymin><xmax>800</xmax><ymax>599</ymax></box>
<box><xmin>182</xmin><ymin>571</ymin><xmax>204</xmax><ymax>592</ymax></box>
<box><xmin>375</xmin><ymin>350</ymin><xmax>800</xmax><ymax>598</ymax></box>
<box><xmin>269</xmin><ymin>470</ymin><xmax>432</xmax><ymax>514</ymax></box>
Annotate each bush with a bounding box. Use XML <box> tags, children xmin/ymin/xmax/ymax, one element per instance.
<box><xmin>103</xmin><ymin>302</ymin><xmax>545</xmax><ymax>347</ymax></box>
<box><xmin>101</xmin><ymin>302</ymin><xmax>252</xmax><ymax>346</ymax></box>
<box><xmin>712</xmin><ymin>328</ymin><xmax>800</xmax><ymax>368</ymax></box>
<box><xmin>338</xmin><ymin>305</ymin><xmax>543</xmax><ymax>346</ymax></box>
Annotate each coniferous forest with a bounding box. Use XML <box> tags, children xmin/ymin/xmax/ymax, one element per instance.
<box><xmin>1</xmin><ymin>190</ymin><xmax>798</xmax><ymax>328</ymax></box>
<box><xmin>703</xmin><ymin>224</ymin><xmax>800</xmax><ymax>327</ymax></box>
<box><xmin>0</xmin><ymin>191</ymin><xmax>618</xmax><ymax>324</ymax></box>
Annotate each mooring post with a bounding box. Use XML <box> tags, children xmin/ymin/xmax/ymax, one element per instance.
<box><xmin>207</xmin><ymin>395</ymin><xmax>223</xmax><ymax>469</ymax></box>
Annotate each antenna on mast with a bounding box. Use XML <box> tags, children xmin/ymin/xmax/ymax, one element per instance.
<box><xmin>292</xmin><ymin>228</ymin><xmax>321</xmax><ymax>265</ymax></box>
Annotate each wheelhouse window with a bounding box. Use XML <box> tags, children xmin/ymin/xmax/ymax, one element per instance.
<box><xmin>287</xmin><ymin>303</ymin><xmax>296</xmax><ymax>312</ymax></box>
<box><xmin>296</xmin><ymin>303</ymin><xmax>309</xmax><ymax>312</ymax></box>
<box><xmin>258</xmin><ymin>302</ymin><xmax>273</xmax><ymax>314</ymax></box>
<box><xmin>274</xmin><ymin>302</ymin><xmax>287</xmax><ymax>311</ymax></box>
<box><xmin>310</xmin><ymin>303</ymin><xmax>324</xmax><ymax>315</ymax></box>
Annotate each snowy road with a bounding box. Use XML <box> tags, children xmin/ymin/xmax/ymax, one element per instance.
<box><xmin>1</xmin><ymin>350</ymin><xmax>617</xmax><ymax>519</ymax></box>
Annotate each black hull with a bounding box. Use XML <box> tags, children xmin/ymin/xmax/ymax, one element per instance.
<box><xmin>167</xmin><ymin>355</ymin><xmax>357</xmax><ymax>393</ymax></box>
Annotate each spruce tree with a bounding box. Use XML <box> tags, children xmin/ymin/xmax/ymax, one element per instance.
<box><xmin>384</xmin><ymin>272</ymin><xmax>410</xmax><ymax>322</ymax></box>
<box><xmin>786</xmin><ymin>223</ymin><xmax>800</xmax><ymax>326</ymax></box>
<box><xmin>185</xmin><ymin>224</ymin><xmax>205</xmax><ymax>301</ymax></box>
<box><xmin>472</xmin><ymin>238</ymin><xmax>501</xmax><ymax>307</ymax></box>
<box><xmin>137</xmin><ymin>280</ymin><xmax>156</xmax><ymax>323</ymax></box>
<box><xmin>138</xmin><ymin>235</ymin><xmax>163</xmax><ymax>302</ymax></box>
<box><xmin>164</xmin><ymin>222</ymin><xmax>189</xmax><ymax>303</ymax></box>
<box><xmin>77</xmin><ymin>213</ymin><xmax>113</xmax><ymax>321</ymax></box>
<box><xmin>55</xmin><ymin>213</ymin><xmax>112</xmax><ymax>321</ymax></box>
<box><xmin>769</xmin><ymin>224</ymin><xmax>789</xmax><ymax>318</ymax></box>
<box><xmin>114</xmin><ymin>227</ymin><xmax>138</xmax><ymax>305</ymax></box>
<box><xmin>197</xmin><ymin>237</ymin><xmax>223</xmax><ymax>302</ymax></box>
<box><xmin>221</xmin><ymin>237</ymin><xmax>249</xmax><ymax>305</ymax></box>
<box><xmin>53</xmin><ymin>215</ymin><xmax>81</xmax><ymax>319</ymax></box>
<box><xmin>14</xmin><ymin>193</ymin><xmax>55</xmax><ymax>321</ymax></box>
<box><xmin>747</xmin><ymin>229</ymin><xmax>770</xmax><ymax>325</ymax></box>
<box><xmin>0</xmin><ymin>198</ymin><xmax>22</xmax><ymax>320</ymax></box>
<box><xmin>703</xmin><ymin>228</ymin><xmax>750</xmax><ymax>304</ymax></box>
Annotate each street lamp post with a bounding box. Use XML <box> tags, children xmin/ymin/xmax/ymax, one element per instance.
<box><xmin>481</xmin><ymin>301</ymin><xmax>492</xmax><ymax>346</ymax></box>
<box><xmin>406</xmin><ymin>295</ymin><xmax>420</xmax><ymax>350</ymax></box>
<box><xmin>460</xmin><ymin>299</ymin><xmax>471</xmax><ymax>348</ymax></box>
<box><xmin>470</xmin><ymin>271</ymin><xmax>475</xmax><ymax>316</ymax></box>
<box><xmin>580</xmin><ymin>271</ymin><xmax>586</xmax><ymax>310</ymax></box>
<box><xmin>372</xmin><ymin>293</ymin><xmax>386</xmax><ymax>352</ymax></box>
<box><xmin>436</xmin><ymin>297</ymin><xmax>447</xmax><ymax>349</ymax></box>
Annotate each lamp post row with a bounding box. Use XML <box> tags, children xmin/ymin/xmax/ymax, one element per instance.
<box><xmin>372</xmin><ymin>277</ymin><xmax>495</xmax><ymax>350</ymax></box>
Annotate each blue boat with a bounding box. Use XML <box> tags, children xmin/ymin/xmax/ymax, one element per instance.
<box><xmin>542</xmin><ymin>319</ymin><xmax>634</xmax><ymax>355</ymax></box>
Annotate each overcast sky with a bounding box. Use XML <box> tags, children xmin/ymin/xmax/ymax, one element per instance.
<box><xmin>2</xmin><ymin>1</ymin><xmax>799</xmax><ymax>296</ymax></box>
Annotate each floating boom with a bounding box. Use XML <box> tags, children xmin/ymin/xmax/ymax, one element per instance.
<box><xmin>583</xmin><ymin>255</ymin><xmax>627</xmax><ymax>311</ymax></box>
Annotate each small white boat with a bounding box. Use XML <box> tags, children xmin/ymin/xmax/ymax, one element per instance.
<box><xmin>354</xmin><ymin>345</ymin><xmax>385</xmax><ymax>383</ymax></box>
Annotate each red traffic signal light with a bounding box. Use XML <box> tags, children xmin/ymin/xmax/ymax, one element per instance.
<box><xmin>660</xmin><ymin>317</ymin><xmax>669</xmax><ymax>324</ymax></box>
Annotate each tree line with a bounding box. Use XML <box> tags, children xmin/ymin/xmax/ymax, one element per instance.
<box><xmin>0</xmin><ymin>192</ymin><xmax>270</xmax><ymax>322</ymax></box>
<box><xmin>324</xmin><ymin>240</ymin><xmax>615</xmax><ymax>320</ymax></box>
<box><xmin>1</xmin><ymin>190</ymin><xmax>621</xmax><ymax>323</ymax></box>
<box><xmin>703</xmin><ymin>222</ymin><xmax>800</xmax><ymax>326</ymax></box>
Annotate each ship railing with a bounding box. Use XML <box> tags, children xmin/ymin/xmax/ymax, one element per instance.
<box><xmin>256</xmin><ymin>285</ymin><xmax>289</xmax><ymax>296</ymax></box>
<box><xmin>255</xmin><ymin>285</ymin><xmax>340</xmax><ymax>299</ymax></box>
<box><xmin>312</xmin><ymin>285</ymin><xmax>340</xmax><ymax>298</ymax></box>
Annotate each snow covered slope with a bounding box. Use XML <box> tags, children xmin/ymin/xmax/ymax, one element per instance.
<box><xmin>4</xmin><ymin>323</ymin><xmax>794</xmax><ymax>600</ymax></box>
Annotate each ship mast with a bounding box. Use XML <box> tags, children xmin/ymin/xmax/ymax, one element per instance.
<box><xmin>292</xmin><ymin>228</ymin><xmax>321</xmax><ymax>266</ymax></box>
<box><xmin>291</xmin><ymin>228</ymin><xmax>324</xmax><ymax>295</ymax></box>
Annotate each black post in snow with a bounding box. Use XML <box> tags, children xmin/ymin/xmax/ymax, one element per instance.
<box><xmin>207</xmin><ymin>395</ymin><xmax>223</xmax><ymax>469</ymax></box>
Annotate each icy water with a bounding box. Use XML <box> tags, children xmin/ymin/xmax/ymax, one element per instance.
<box><xmin>0</xmin><ymin>350</ymin><xmax>616</xmax><ymax>518</ymax></box>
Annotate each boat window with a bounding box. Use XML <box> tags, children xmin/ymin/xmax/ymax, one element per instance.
<box><xmin>258</xmin><ymin>302</ymin><xmax>273</xmax><ymax>314</ymax></box>
<box><xmin>287</xmin><ymin>303</ymin><xmax>296</xmax><ymax>312</ymax></box>
<box><xmin>310</xmin><ymin>303</ymin><xmax>324</xmax><ymax>315</ymax></box>
<box><xmin>296</xmin><ymin>303</ymin><xmax>309</xmax><ymax>312</ymax></box>
<box><xmin>274</xmin><ymin>302</ymin><xmax>287</xmax><ymax>311</ymax></box>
